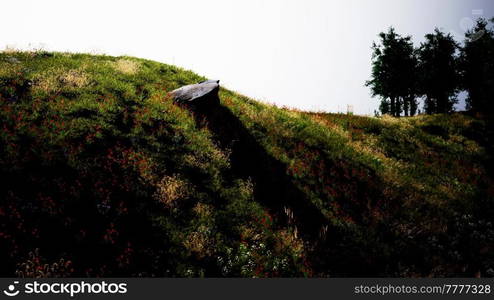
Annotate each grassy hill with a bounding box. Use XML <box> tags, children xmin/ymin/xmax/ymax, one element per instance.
<box><xmin>1</xmin><ymin>51</ymin><xmax>493</xmax><ymax>277</ymax></box>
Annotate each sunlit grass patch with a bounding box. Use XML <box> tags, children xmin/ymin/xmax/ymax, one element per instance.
<box><xmin>31</xmin><ymin>68</ymin><xmax>90</xmax><ymax>94</ymax></box>
<box><xmin>154</xmin><ymin>175</ymin><xmax>190</xmax><ymax>208</ymax></box>
<box><xmin>112</xmin><ymin>58</ymin><xmax>140</xmax><ymax>74</ymax></box>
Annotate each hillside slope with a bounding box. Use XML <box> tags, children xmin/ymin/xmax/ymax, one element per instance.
<box><xmin>0</xmin><ymin>51</ymin><xmax>493</xmax><ymax>277</ymax></box>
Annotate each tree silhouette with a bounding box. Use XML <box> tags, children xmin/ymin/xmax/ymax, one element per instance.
<box><xmin>366</xmin><ymin>28</ymin><xmax>418</xmax><ymax>117</ymax></box>
<box><xmin>417</xmin><ymin>29</ymin><xmax>460</xmax><ymax>114</ymax></box>
<box><xmin>460</xmin><ymin>18</ymin><xmax>494</xmax><ymax>115</ymax></box>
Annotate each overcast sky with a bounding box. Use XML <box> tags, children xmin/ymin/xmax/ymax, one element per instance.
<box><xmin>1</xmin><ymin>0</ymin><xmax>493</xmax><ymax>114</ymax></box>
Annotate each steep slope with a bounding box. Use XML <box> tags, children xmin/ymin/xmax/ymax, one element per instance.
<box><xmin>0</xmin><ymin>51</ymin><xmax>493</xmax><ymax>277</ymax></box>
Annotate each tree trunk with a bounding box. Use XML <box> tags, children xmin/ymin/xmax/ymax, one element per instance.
<box><xmin>390</xmin><ymin>97</ymin><xmax>396</xmax><ymax>117</ymax></box>
<box><xmin>403</xmin><ymin>97</ymin><xmax>409</xmax><ymax>117</ymax></box>
<box><xmin>394</xmin><ymin>97</ymin><xmax>401</xmax><ymax>117</ymax></box>
<box><xmin>410</xmin><ymin>97</ymin><xmax>417</xmax><ymax>116</ymax></box>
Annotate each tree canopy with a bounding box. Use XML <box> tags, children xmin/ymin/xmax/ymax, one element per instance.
<box><xmin>460</xmin><ymin>18</ymin><xmax>494</xmax><ymax>115</ymax></box>
<box><xmin>367</xmin><ymin>17</ymin><xmax>494</xmax><ymax>117</ymax></box>
<box><xmin>418</xmin><ymin>29</ymin><xmax>460</xmax><ymax>114</ymax></box>
<box><xmin>366</xmin><ymin>28</ymin><xmax>418</xmax><ymax>117</ymax></box>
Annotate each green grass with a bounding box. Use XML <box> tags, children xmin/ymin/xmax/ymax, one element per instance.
<box><xmin>1</xmin><ymin>50</ymin><xmax>493</xmax><ymax>277</ymax></box>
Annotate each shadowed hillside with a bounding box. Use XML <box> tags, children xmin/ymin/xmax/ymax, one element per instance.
<box><xmin>0</xmin><ymin>51</ymin><xmax>493</xmax><ymax>277</ymax></box>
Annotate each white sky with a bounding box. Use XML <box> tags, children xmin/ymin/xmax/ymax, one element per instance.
<box><xmin>1</xmin><ymin>0</ymin><xmax>493</xmax><ymax>115</ymax></box>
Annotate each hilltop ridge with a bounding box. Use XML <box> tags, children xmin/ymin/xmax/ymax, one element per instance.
<box><xmin>0</xmin><ymin>51</ymin><xmax>493</xmax><ymax>277</ymax></box>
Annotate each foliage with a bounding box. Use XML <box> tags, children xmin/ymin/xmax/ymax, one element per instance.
<box><xmin>417</xmin><ymin>29</ymin><xmax>460</xmax><ymax>114</ymax></box>
<box><xmin>460</xmin><ymin>18</ymin><xmax>494</xmax><ymax>115</ymax></box>
<box><xmin>367</xmin><ymin>17</ymin><xmax>493</xmax><ymax>117</ymax></box>
<box><xmin>366</xmin><ymin>27</ymin><xmax>418</xmax><ymax>117</ymax></box>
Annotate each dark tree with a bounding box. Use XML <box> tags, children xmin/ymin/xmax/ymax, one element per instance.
<box><xmin>366</xmin><ymin>28</ymin><xmax>418</xmax><ymax>117</ymax></box>
<box><xmin>460</xmin><ymin>18</ymin><xmax>494</xmax><ymax>115</ymax></box>
<box><xmin>417</xmin><ymin>29</ymin><xmax>460</xmax><ymax>114</ymax></box>
<box><xmin>405</xmin><ymin>48</ymin><xmax>420</xmax><ymax>117</ymax></box>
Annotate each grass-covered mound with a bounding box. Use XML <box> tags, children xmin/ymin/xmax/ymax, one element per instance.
<box><xmin>0</xmin><ymin>51</ymin><xmax>493</xmax><ymax>277</ymax></box>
